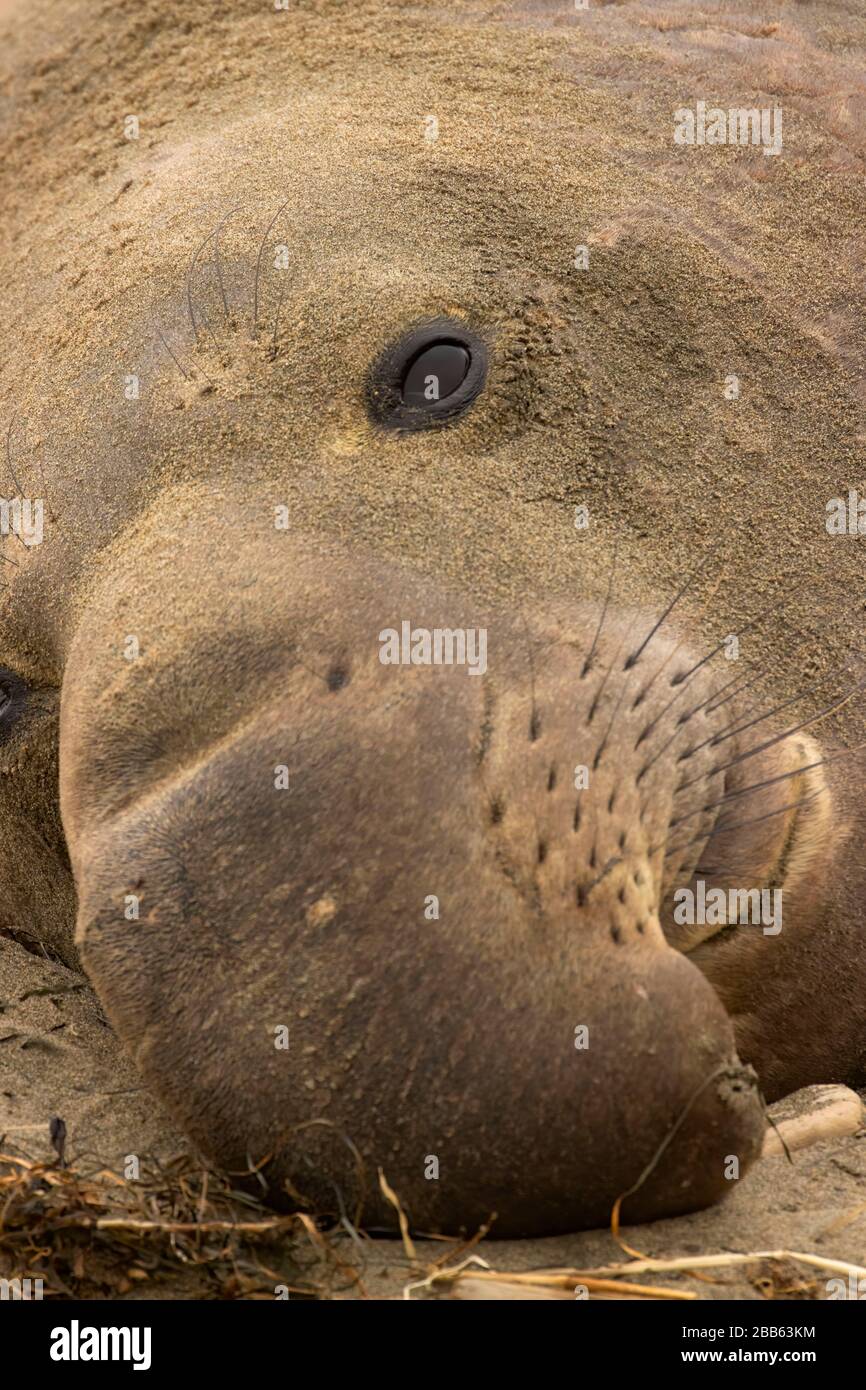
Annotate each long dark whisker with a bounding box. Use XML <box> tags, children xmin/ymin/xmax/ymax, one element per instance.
<box><xmin>635</xmin><ymin>671</ymin><xmax>738</xmax><ymax>783</ymax></box>
<box><xmin>635</xmin><ymin>667</ymin><xmax>752</xmax><ymax>799</ymax></box>
<box><xmin>631</xmin><ymin>569</ymin><xmax>727</xmax><ymax>709</ymax></box>
<box><xmin>694</xmin><ymin>620</ymin><xmax>853</xmax><ymax>731</ymax></box>
<box><xmin>587</xmin><ymin>624</ymin><xmax>631</xmax><ymax>724</ymax></box>
<box><xmin>582</xmin><ymin>539</ymin><xmax>619</xmax><ymax>678</ymax></box>
<box><xmin>198</xmin><ymin>306</ymin><xmax>222</xmax><ymax>355</ymax></box>
<box><xmin>679</xmin><ymin>671</ymin><xmax>838</xmax><ymax>764</ymax></box>
<box><xmin>698</xmin><ymin>666</ymin><xmax>768</xmax><ymax>718</ymax></box>
<box><xmin>633</xmin><ymin>662</ymin><xmax>709</xmax><ymax>749</ymax></box>
<box><xmin>669</xmin><ymin>735</ymin><xmax>866</xmax><ymax>863</ymax></box>
<box><xmin>676</xmin><ymin>678</ymin><xmax>866</xmax><ymax>794</ymax></box>
<box><xmin>637</xmin><ymin>663</ymin><xmax>770</xmax><ymax>786</ymax></box>
<box><xmin>624</xmin><ymin>543</ymin><xmax>719</xmax><ymax>671</ymax></box>
<box><xmin>688</xmin><ymin>672</ymin><xmax>765</xmax><ymax>731</ymax></box>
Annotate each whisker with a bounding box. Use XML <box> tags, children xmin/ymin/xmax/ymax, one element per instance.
<box><xmin>635</xmin><ymin>670</ymin><xmax>734</xmax><ymax>783</ymax></box>
<box><xmin>198</xmin><ymin>306</ymin><xmax>222</xmax><ymax>355</ymax></box>
<box><xmin>215</xmin><ymin>205</ymin><xmax>240</xmax><ymax>319</ymax></box>
<box><xmin>587</xmin><ymin>623</ymin><xmax>631</xmax><ymax>724</ymax></box>
<box><xmin>668</xmin><ymin>736</ymin><xmax>866</xmax><ymax>854</ymax></box>
<box><xmin>680</xmin><ymin>671</ymin><xmax>837</xmax><ymax>763</ymax></box>
<box><xmin>676</xmin><ymin>678</ymin><xmax>866</xmax><ymax>794</ymax></box>
<box><xmin>669</xmin><ymin>756</ymin><xmax>827</xmax><ymax>830</ymax></box>
<box><xmin>637</xmin><ymin>665</ymin><xmax>757</xmax><ymax>783</ymax></box>
<box><xmin>631</xmin><ymin>569</ymin><xmax>726</xmax><ymax>709</ymax></box>
<box><xmin>699</xmin><ymin>666</ymin><xmax>767</xmax><ymax>717</ymax></box>
<box><xmin>670</xmin><ymin>592</ymin><xmax>796</xmax><ymax>687</ymax></box>
<box><xmin>593</xmin><ymin>669</ymin><xmax>632</xmax><ymax>771</ymax></box>
<box><xmin>625</xmin><ymin>542</ymin><xmax>719</xmax><ymax>671</ymax></box>
<box><xmin>582</xmin><ymin>539</ymin><xmax>618</xmax><ymax>678</ymax></box>
<box><xmin>634</xmin><ymin>663</ymin><xmax>707</xmax><ymax>749</ymax></box>
<box><xmin>676</xmin><ymin>665</ymin><xmax>760</xmax><ymax>730</ymax></box>
<box><xmin>212</xmin><ymin>205</ymin><xmax>243</xmax><ymax>320</ymax></box>
<box><xmin>156</xmin><ymin>325</ymin><xmax>191</xmax><ymax>381</ymax></box>
<box><xmin>663</xmin><ymin>788</ymin><xmax>825</xmax><ymax>861</ymax></box>
<box><xmin>251</xmin><ymin>197</ymin><xmax>291</xmax><ymax>340</ymax></box>
<box><xmin>185</xmin><ymin>228</ymin><xmax>215</xmax><ymax>344</ymax></box>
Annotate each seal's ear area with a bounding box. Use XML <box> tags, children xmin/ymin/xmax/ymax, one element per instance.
<box><xmin>367</xmin><ymin>317</ymin><xmax>488</xmax><ymax>431</ymax></box>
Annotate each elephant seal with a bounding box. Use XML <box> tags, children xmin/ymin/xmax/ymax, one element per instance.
<box><xmin>0</xmin><ymin>0</ymin><xmax>864</xmax><ymax>1236</ymax></box>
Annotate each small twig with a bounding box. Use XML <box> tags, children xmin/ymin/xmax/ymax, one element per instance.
<box><xmin>378</xmin><ymin>1168</ymin><xmax>416</xmax><ymax>1263</ymax></box>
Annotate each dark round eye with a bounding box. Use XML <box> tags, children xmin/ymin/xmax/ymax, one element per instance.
<box><xmin>0</xmin><ymin>666</ymin><xmax>28</xmax><ymax>743</ymax></box>
<box><xmin>402</xmin><ymin>342</ymin><xmax>470</xmax><ymax>405</ymax></box>
<box><xmin>367</xmin><ymin>318</ymin><xmax>487</xmax><ymax>431</ymax></box>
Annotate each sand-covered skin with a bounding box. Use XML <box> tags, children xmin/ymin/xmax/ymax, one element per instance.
<box><xmin>1</xmin><ymin>0</ymin><xmax>865</xmax><ymax>1293</ymax></box>
<box><xmin>0</xmin><ymin>0</ymin><xmax>864</xmax><ymax>702</ymax></box>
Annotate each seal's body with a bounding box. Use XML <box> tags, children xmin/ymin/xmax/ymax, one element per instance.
<box><xmin>1</xmin><ymin>0</ymin><xmax>864</xmax><ymax>1234</ymax></box>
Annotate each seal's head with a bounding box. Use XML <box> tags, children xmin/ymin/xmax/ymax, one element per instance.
<box><xmin>2</xmin><ymin>0</ymin><xmax>865</xmax><ymax>1234</ymax></box>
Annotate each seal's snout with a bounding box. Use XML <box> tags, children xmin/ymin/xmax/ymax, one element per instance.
<box><xmin>57</xmin><ymin>518</ymin><xmax>770</xmax><ymax>1234</ymax></box>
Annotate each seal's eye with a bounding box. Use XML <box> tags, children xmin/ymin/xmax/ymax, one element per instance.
<box><xmin>401</xmin><ymin>342</ymin><xmax>470</xmax><ymax>406</ymax></box>
<box><xmin>367</xmin><ymin>317</ymin><xmax>487</xmax><ymax>431</ymax></box>
<box><xmin>0</xmin><ymin>666</ymin><xmax>28</xmax><ymax>743</ymax></box>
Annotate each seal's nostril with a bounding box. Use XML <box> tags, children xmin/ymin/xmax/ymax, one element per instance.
<box><xmin>326</xmin><ymin>663</ymin><xmax>350</xmax><ymax>692</ymax></box>
<box><xmin>401</xmin><ymin>342</ymin><xmax>470</xmax><ymax>405</ymax></box>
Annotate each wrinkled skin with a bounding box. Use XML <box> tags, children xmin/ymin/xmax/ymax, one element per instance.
<box><xmin>1</xmin><ymin>0</ymin><xmax>865</xmax><ymax>1235</ymax></box>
